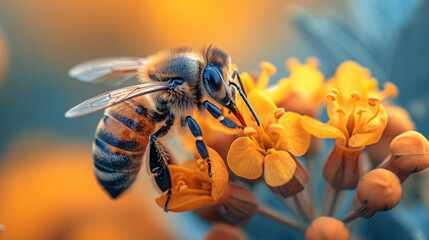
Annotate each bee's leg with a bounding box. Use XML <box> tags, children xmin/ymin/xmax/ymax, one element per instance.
<box><xmin>203</xmin><ymin>100</ymin><xmax>244</xmax><ymax>129</ymax></box>
<box><xmin>185</xmin><ymin>116</ymin><xmax>213</xmax><ymax>177</ymax></box>
<box><xmin>164</xmin><ymin>189</ymin><xmax>172</xmax><ymax>212</ymax></box>
<box><xmin>231</xmin><ymin>70</ymin><xmax>246</xmax><ymax>96</ymax></box>
<box><xmin>149</xmin><ymin>113</ymin><xmax>175</xmax><ymax>211</ymax></box>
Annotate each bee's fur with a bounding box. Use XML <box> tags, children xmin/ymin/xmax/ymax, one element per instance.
<box><xmin>79</xmin><ymin>46</ymin><xmax>240</xmax><ymax>200</ymax></box>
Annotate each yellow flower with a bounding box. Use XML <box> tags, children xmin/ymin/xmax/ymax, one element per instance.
<box><xmin>239</xmin><ymin>61</ymin><xmax>277</xmax><ymax>97</ymax></box>
<box><xmin>227</xmin><ymin>90</ymin><xmax>310</xmax><ymax>187</ymax></box>
<box><xmin>301</xmin><ymin>62</ymin><xmax>391</xmax><ymax>148</ymax></box>
<box><xmin>324</xmin><ymin>61</ymin><xmax>398</xmax><ymax>106</ymax></box>
<box><xmin>269</xmin><ymin>57</ymin><xmax>324</xmax><ymax>106</ymax></box>
<box><xmin>239</xmin><ymin>58</ymin><xmax>325</xmax><ymax>117</ymax></box>
<box><xmin>155</xmin><ymin>147</ymin><xmax>228</xmax><ymax>212</ymax></box>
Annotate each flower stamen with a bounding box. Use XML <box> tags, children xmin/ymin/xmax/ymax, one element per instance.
<box><xmin>366</xmin><ymin>96</ymin><xmax>380</xmax><ymax>125</ymax></box>
<box><xmin>269</xmin><ymin>124</ymin><xmax>285</xmax><ymax>149</ymax></box>
<box><xmin>352</xmin><ymin>109</ymin><xmax>368</xmax><ymax>135</ymax></box>
<box><xmin>336</xmin><ymin>108</ymin><xmax>350</xmax><ymax>142</ymax></box>
<box><xmin>196</xmin><ymin>159</ymin><xmax>207</xmax><ymax>172</ymax></box>
<box><xmin>347</xmin><ymin>91</ymin><xmax>360</xmax><ymax>136</ymax></box>
<box><xmin>257</xmin><ymin>61</ymin><xmax>276</xmax><ymax>90</ymax></box>
<box><xmin>326</xmin><ymin>92</ymin><xmax>339</xmax><ymax>129</ymax></box>
<box><xmin>274</xmin><ymin>108</ymin><xmax>285</xmax><ymax>122</ymax></box>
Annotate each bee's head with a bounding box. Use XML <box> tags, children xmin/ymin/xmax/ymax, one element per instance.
<box><xmin>202</xmin><ymin>47</ymin><xmax>247</xmax><ymax>125</ymax></box>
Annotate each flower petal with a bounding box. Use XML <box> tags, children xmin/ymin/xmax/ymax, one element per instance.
<box><xmin>278</xmin><ymin>112</ymin><xmax>311</xmax><ymax>156</ymax></box>
<box><xmin>239</xmin><ymin>72</ymin><xmax>256</xmax><ymax>95</ymax></box>
<box><xmin>227</xmin><ymin>137</ymin><xmax>264</xmax><ymax>179</ymax></box>
<box><xmin>350</xmin><ymin>105</ymin><xmax>388</xmax><ymax>147</ymax></box>
<box><xmin>267</xmin><ymin>78</ymin><xmax>292</xmax><ymax>104</ymax></box>
<box><xmin>264</xmin><ymin>150</ymin><xmax>297</xmax><ymax>187</ymax></box>
<box><xmin>301</xmin><ymin>115</ymin><xmax>345</xmax><ymax>140</ymax></box>
<box><xmin>156</xmin><ymin>194</ymin><xmax>212</xmax><ymax>213</ymax></box>
<box><xmin>239</xmin><ymin>89</ymin><xmax>277</xmax><ymax>129</ymax></box>
<box><xmin>208</xmin><ymin>147</ymin><xmax>229</xmax><ymax>200</ymax></box>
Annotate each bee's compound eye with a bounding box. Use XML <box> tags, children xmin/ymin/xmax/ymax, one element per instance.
<box><xmin>203</xmin><ymin>65</ymin><xmax>223</xmax><ymax>91</ymax></box>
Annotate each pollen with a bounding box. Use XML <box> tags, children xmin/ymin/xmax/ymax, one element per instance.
<box><xmin>196</xmin><ymin>159</ymin><xmax>207</xmax><ymax>172</ymax></box>
<box><xmin>329</xmin><ymin>88</ymin><xmax>339</xmax><ymax>95</ymax></box>
<box><xmin>243</xmin><ymin>127</ymin><xmax>257</xmax><ymax>137</ymax></box>
<box><xmin>326</xmin><ymin>93</ymin><xmax>337</xmax><ymax>101</ymax></box>
<box><xmin>273</xmin><ymin>108</ymin><xmax>285</xmax><ymax>120</ymax></box>
<box><xmin>351</xmin><ymin>91</ymin><xmax>361</xmax><ymax>101</ymax></box>
<box><xmin>179</xmin><ymin>185</ymin><xmax>188</xmax><ymax>193</ymax></box>
<box><xmin>368</xmin><ymin>96</ymin><xmax>380</xmax><ymax>107</ymax></box>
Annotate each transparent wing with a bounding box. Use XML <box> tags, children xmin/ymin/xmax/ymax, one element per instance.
<box><xmin>69</xmin><ymin>57</ymin><xmax>147</xmax><ymax>86</ymax></box>
<box><xmin>65</xmin><ymin>82</ymin><xmax>171</xmax><ymax>118</ymax></box>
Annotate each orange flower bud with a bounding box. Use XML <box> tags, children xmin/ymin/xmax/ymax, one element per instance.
<box><xmin>366</xmin><ymin>106</ymin><xmax>415</xmax><ymax>166</ymax></box>
<box><xmin>353</xmin><ymin>169</ymin><xmax>401</xmax><ymax>218</ymax></box>
<box><xmin>323</xmin><ymin>141</ymin><xmax>363</xmax><ymax>189</ymax></box>
<box><xmin>383</xmin><ymin>131</ymin><xmax>429</xmax><ymax>182</ymax></box>
<box><xmin>204</xmin><ymin>223</ymin><xmax>246</xmax><ymax>240</ymax></box>
<box><xmin>195</xmin><ymin>182</ymin><xmax>258</xmax><ymax>226</ymax></box>
<box><xmin>305</xmin><ymin>217</ymin><xmax>350</xmax><ymax>240</ymax></box>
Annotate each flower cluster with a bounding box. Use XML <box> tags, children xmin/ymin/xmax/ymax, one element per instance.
<box><xmin>153</xmin><ymin>58</ymin><xmax>428</xmax><ymax>239</ymax></box>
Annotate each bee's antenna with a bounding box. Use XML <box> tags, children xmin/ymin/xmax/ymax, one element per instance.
<box><xmin>229</xmin><ymin>81</ymin><xmax>260</xmax><ymax>126</ymax></box>
<box><xmin>231</xmin><ymin>70</ymin><xmax>246</xmax><ymax>96</ymax></box>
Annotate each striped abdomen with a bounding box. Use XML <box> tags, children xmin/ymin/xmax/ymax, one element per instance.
<box><xmin>92</xmin><ymin>100</ymin><xmax>155</xmax><ymax>198</ymax></box>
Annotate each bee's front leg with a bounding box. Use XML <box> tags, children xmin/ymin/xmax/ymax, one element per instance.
<box><xmin>203</xmin><ymin>100</ymin><xmax>244</xmax><ymax>129</ymax></box>
<box><xmin>185</xmin><ymin>116</ymin><xmax>213</xmax><ymax>177</ymax></box>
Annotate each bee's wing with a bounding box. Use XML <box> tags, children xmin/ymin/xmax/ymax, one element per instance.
<box><xmin>69</xmin><ymin>57</ymin><xmax>147</xmax><ymax>86</ymax></box>
<box><xmin>65</xmin><ymin>82</ymin><xmax>171</xmax><ymax>118</ymax></box>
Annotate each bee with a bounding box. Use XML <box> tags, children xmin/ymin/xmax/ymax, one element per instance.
<box><xmin>65</xmin><ymin>46</ymin><xmax>260</xmax><ymax>211</ymax></box>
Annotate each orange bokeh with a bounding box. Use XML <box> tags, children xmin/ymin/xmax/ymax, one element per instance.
<box><xmin>0</xmin><ymin>133</ymin><xmax>173</xmax><ymax>240</ymax></box>
<box><xmin>6</xmin><ymin>0</ymin><xmax>323</xmax><ymax>67</ymax></box>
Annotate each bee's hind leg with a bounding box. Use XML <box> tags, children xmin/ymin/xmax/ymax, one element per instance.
<box><xmin>149</xmin><ymin>113</ymin><xmax>175</xmax><ymax>211</ymax></box>
<box><xmin>185</xmin><ymin>116</ymin><xmax>213</xmax><ymax>177</ymax></box>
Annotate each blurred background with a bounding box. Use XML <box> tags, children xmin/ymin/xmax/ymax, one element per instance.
<box><xmin>0</xmin><ymin>0</ymin><xmax>428</xmax><ymax>239</ymax></box>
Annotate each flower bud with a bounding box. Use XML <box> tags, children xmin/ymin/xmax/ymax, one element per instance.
<box><xmin>383</xmin><ymin>131</ymin><xmax>429</xmax><ymax>182</ymax></box>
<box><xmin>353</xmin><ymin>169</ymin><xmax>401</xmax><ymax>218</ymax></box>
<box><xmin>204</xmin><ymin>223</ymin><xmax>246</xmax><ymax>240</ymax></box>
<box><xmin>323</xmin><ymin>141</ymin><xmax>363</xmax><ymax>189</ymax></box>
<box><xmin>195</xmin><ymin>182</ymin><xmax>258</xmax><ymax>226</ymax></box>
<box><xmin>269</xmin><ymin>155</ymin><xmax>309</xmax><ymax>198</ymax></box>
<box><xmin>305</xmin><ymin>217</ymin><xmax>350</xmax><ymax>240</ymax></box>
<box><xmin>366</xmin><ymin>106</ymin><xmax>415</xmax><ymax>166</ymax></box>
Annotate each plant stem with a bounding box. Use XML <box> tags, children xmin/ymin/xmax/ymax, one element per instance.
<box><xmin>322</xmin><ymin>183</ymin><xmax>332</xmax><ymax>216</ymax></box>
<box><xmin>257</xmin><ymin>205</ymin><xmax>305</xmax><ymax>231</ymax></box>
<box><xmin>292</xmin><ymin>194</ymin><xmax>313</xmax><ymax>223</ymax></box>
<box><xmin>342</xmin><ymin>212</ymin><xmax>359</xmax><ymax>224</ymax></box>
<box><xmin>376</xmin><ymin>154</ymin><xmax>391</xmax><ymax>169</ymax></box>
<box><xmin>327</xmin><ymin>188</ymin><xmax>341</xmax><ymax>217</ymax></box>
<box><xmin>305</xmin><ymin>155</ymin><xmax>316</xmax><ymax>212</ymax></box>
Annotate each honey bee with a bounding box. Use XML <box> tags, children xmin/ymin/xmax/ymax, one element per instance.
<box><xmin>65</xmin><ymin>46</ymin><xmax>259</xmax><ymax>211</ymax></box>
